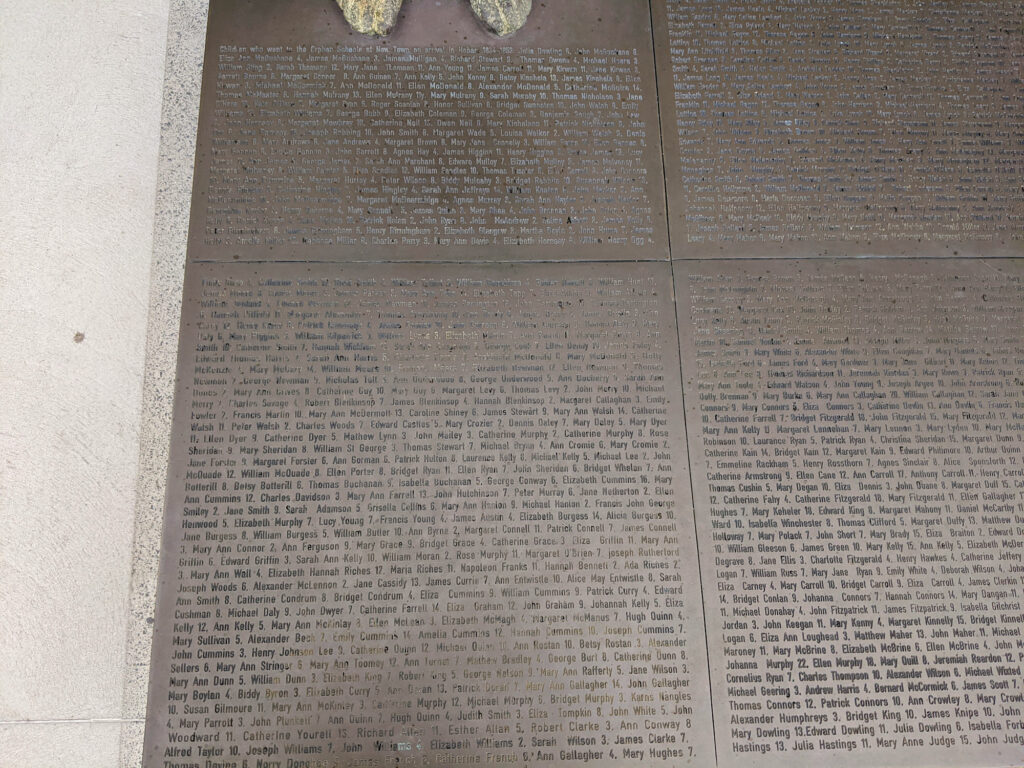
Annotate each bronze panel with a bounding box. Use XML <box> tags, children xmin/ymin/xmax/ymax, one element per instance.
<box><xmin>653</xmin><ymin>0</ymin><xmax>1024</xmax><ymax>259</ymax></box>
<box><xmin>143</xmin><ymin>260</ymin><xmax>715</xmax><ymax>766</ymax></box>
<box><xmin>676</xmin><ymin>258</ymin><xmax>1024</xmax><ymax>768</ymax></box>
<box><xmin>188</xmin><ymin>0</ymin><xmax>669</xmax><ymax>263</ymax></box>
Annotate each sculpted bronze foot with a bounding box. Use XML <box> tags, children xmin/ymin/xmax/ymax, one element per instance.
<box><xmin>469</xmin><ymin>0</ymin><xmax>532</xmax><ymax>37</ymax></box>
<box><xmin>337</xmin><ymin>0</ymin><xmax>532</xmax><ymax>38</ymax></box>
<box><xmin>338</xmin><ymin>0</ymin><xmax>403</xmax><ymax>37</ymax></box>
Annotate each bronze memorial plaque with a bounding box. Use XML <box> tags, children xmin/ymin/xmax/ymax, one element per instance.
<box><xmin>652</xmin><ymin>0</ymin><xmax>1024</xmax><ymax>259</ymax></box>
<box><xmin>144</xmin><ymin>0</ymin><xmax>1024</xmax><ymax>767</ymax></box>
<box><xmin>190</xmin><ymin>0</ymin><xmax>668</xmax><ymax>263</ymax></box>
<box><xmin>677</xmin><ymin>258</ymin><xmax>1024</xmax><ymax>768</ymax></box>
<box><xmin>144</xmin><ymin>261</ymin><xmax>715</xmax><ymax>766</ymax></box>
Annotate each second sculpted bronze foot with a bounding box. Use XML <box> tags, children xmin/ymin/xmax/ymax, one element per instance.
<box><xmin>467</xmin><ymin>0</ymin><xmax>532</xmax><ymax>36</ymax></box>
<box><xmin>338</xmin><ymin>0</ymin><xmax>532</xmax><ymax>37</ymax></box>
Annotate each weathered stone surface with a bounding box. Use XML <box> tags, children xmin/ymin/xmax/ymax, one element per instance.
<box><xmin>469</xmin><ymin>0</ymin><xmax>532</xmax><ymax>36</ymax></box>
<box><xmin>337</xmin><ymin>0</ymin><xmax>402</xmax><ymax>36</ymax></box>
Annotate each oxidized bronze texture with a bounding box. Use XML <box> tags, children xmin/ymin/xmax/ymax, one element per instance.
<box><xmin>337</xmin><ymin>0</ymin><xmax>532</xmax><ymax>37</ymax></box>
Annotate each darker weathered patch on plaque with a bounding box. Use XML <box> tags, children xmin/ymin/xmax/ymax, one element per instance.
<box><xmin>652</xmin><ymin>0</ymin><xmax>1024</xmax><ymax>258</ymax></box>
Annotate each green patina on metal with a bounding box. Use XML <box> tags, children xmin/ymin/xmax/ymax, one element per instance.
<box><xmin>337</xmin><ymin>0</ymin><xmax>532</xmax><ymax>37</ymax></box>
<box><xmin>337</xmin><ymin>0</ymin><xmax>403</xmax><ymax>36</ymax></box>
<box><xmin>468</xmin><ymin>0</ymin><xmax>532</xmax><ymax>36</ymax></box>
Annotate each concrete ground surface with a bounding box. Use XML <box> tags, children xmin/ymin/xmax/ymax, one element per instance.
<box><xmin>1</xmin><ymin>1</ymin><xmax>205</xmax><ymax>765</ymax></box>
